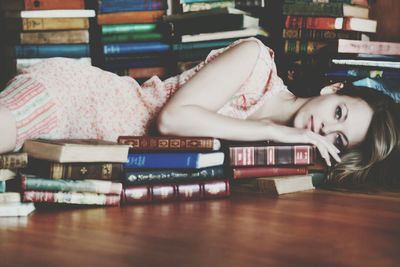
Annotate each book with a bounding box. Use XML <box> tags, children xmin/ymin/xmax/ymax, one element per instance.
<box><xmin>101</xmin><ymin>32</ymin><xmax>164</xmax><ymax>43</ymax></box>
<box><xmin>257</xmin><ymin>175</ymin><xmax>315</xmax><ymax>195</ymax></box>
<box><xmin>182</xmin><ymin>1</ymin><xmax>235</xmax><ymax>12</ymax></box>
<box><xmin>172</xmin><ymin>39</ymin><xmax>234</xmax><ymax>51</ymax></box>
<box><xmin>0</xmin><ymin>203</ymin><xmax>35</xmax><ymax>217</ymax></box>
<box><xmin>181</xmin><ymin>27</ymin><xmax>268</xmax><ymax>43</ymax></box>
<box><xmin>324</xmin><ymin>69</ymin><xmax>400</xmax><ymax>80</ymax></box>
<box><xmin>97</xmin><ymin>10</ymin><xmax>165</xmax><ymax>25</ymax></box>
<box><xmin>124</xmin><ymin>152</ymin><xmax>225</xmax><ymax>169</ymax></box>
<box><xmin>283</xmin><ymin>3</ymin><xmax>369</xmax><ymax>18</ymax></box>
<box><xmin>228</xmin><ymin>142</ymin><xmax>316</xmax><ymax>167</ymax></box>
<box><xmin>99</xmin><ymin>0</ymin><xmax>168</xmax><ymax>13</ymax></box>
<box><xmin>331</xmin><ymin>58</ymin><xmax>400</xmax><ymax>69</ymax></box>
<box><xmin>4</xmin><ymin>9</ymin><xmax>96</xmax><ymax>18</ymax></box>
<box><xmin>283</xmin><ymin>0</ymin><xmax>369</xmax><ymax>7</ymax></box>
<box><xmin>118</xmin><ymin>136</ymin><xmax>221</xmax><ymax>152</ymax></box>
<box><xmin>164</xmin><ymin>7</ymin><xmax>247</xmax><ymax>21</ymax></box>
<box><xmin>232</xmin><ymin>167</ymin><xmax>308</xmax><ymax>179</ymax></box>
<box><xmin>23</xmin><ymin>191</ymin><xmax>121</xmax><ymax>206</ymax></box>
<box><xmin>25</xmin><ymin>159</ymin><xmax>123</xmax><ymax>180</ymax></box>
<box><xmin>101</xmin><ymin>23</ymin><xmax>160</xmax><ymax>35</ymax></box>
<box><xmin>352</xmin><ymin>78</ymin><xmax>400</xmax><ymax>103</ymax></box>
<box><xmin>16</xmin><ymin>30</ymin><xmax>89</xmax><ymax>44</ymax></box>
<box><xmin>118</xmin><ymin>66</ymin><xmax>168</xmax><ymax>79</ymax></box>
<box><xmin>22</xmin><ymin>139</ymin><xmax>130</xmax><ymax>163</ymax></box>
<box><xmin>337</xmin><ymin>39</ymin><xmax>400</xmax><ymax>56</ymax></box>
<box><xmin>103</xmin><ymin>42</ymin><xmax>170</xmax><ymax>56</ymax></box>
<box><xmin>0</xmin><ymin>169</ymin><xmax>18</xmax><ymax>181</ymax></box>
<box><xmin>17</xmin><ymin>17</ymin><xmax>90</xmax><ymax>31</ymax></box>
<box><xmin>0</xmin><ymin>153</ymin><xmax>28</xmax><ymax>169</ymax></box>
<box><xmin>12</xmin><ymin>44</ymin><xmax>90</xmax><ymax>58</ymax></box>
<box><xmin>0</xmin><ymin>181</ymin><xmax>5</xmax><ymax>193</ymax></box>
<box><xmin>0</xmin><ymin>0</ymin><xmax>85</xmax><ymax>10</ymax></box>
<box><xmin>285</xmin><ymin>16</ymin><xmax>377</xmax><ymax>33</ymax></box>
<box><xmin>20</xmin><ymin>175</ymin><xmax>123</xmax><ymax>194</ymax></box>
<box><xmin>235</xmin><ymin>0</ymin><xmax>265</xmax><ymax>8</ymax></box>
<box><xmin>0</xmin><ymin>192</ymin><xmax>21</xmax><ymax>204</ymax></box>
<box><xmin>282</xmin><ymin>29</ymin><xmax>363</xmax><ymax>41</ymax></box>
<box><xmin>123</xmin><ymin>179</ymin><xmax>230</xmax><ymax>203</ymax></box>
<box><xmin>284</xmin><ymin>40</ymin><xmax>329</xmax><ymax>55</ymax></box>
<box><xmin>124</xmin><ymin>166</ymin><xmax>225</xmax><ymax>185</ymax></box>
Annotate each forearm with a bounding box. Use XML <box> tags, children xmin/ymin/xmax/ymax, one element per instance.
<box><xmin>0</xmin><ymin>105</ymin><xmax>17</xmax><ymax>153</ymax></box>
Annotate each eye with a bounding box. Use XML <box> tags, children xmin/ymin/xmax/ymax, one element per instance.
<box><xmin>335</xmin><ymin>106</ymin><xmax>342</xmax><ymax>120</ymax></box>
<box><xmin>334</xmin><ymin>134</ymin><xmax>345</xmax><ymax>152</ymax></box>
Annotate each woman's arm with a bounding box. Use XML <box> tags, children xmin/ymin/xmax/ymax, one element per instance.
<box><xmin>0</xmin><ymin>105</ymin><xmax>17</xmax><ymax>153</ymax></box>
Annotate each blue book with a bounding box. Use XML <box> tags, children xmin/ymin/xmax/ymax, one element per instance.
<box><xmin>124</xmin><ymin>152</ymin><xmax>225</xmax><ymax>169</ymax></box>
<box><xmin>14</xmin><ymin>44</ymin><xmax>90</xmax><ymax>58</ymax></box>
<box><xmin>99</xmin><ymin>0</ymin><xmax>167</xmax><ymax>13</ymax></box>
<box><xmin>0</xmin><ymin>180</ymin><xmax>5</xmax><ymax>193</ymax></box>
<box><xmin>353</xmin><ymin>78</ymin><xmax>400</xmax><ymax>103</ymax></box>
<box><xmin>324</xmin><ymin>69</ymin><xmax>400</xmax><ymax>79</ymax></box>
<box><xmin>103</xmin><ymin>42</ymin><xmax>170</xmax><ymax>56</ymax></box>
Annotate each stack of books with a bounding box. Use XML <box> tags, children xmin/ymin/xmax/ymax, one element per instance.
<box><xmin>19</xmin><ymin>139</ymin><xmax>130</xmax><ymax>206</ymax></box>
<box><xmin>1</xmin><ymin>0</ymin><xmax>95</xmax><ymax>79</ymax></box>
<box><xmin>163</xmin><ymin>5</ymin><xmax>267</xmax><ymax>72</ymax></box>
<box><xmin>0</xmin><ymin>152</ymin><xmax>35</xmax><ymax>217</ymax></box>
<box><xmin>280</xmin><ymin>0</ymin><xmax>377</xmax><ymax>95</ymax></box>
<box><xmin>118</xmin><ymin>136</ymin><xmax>230</xmax><ymax>204</ymax></box>
<box><xmin>97</xmin><ymin>0</ymin><xmax>172</xmax><ymax>81</ymax></box>
<box><xmin>226</xmin><ymin>141</ymin><xmax>324</xmax><ymax>195</ymax></box>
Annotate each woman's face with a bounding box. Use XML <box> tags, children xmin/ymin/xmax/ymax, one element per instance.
<box><xmin>293</xmin><ymin>94</ymin><xmax>373</xmax><ymax>151</ymax></box>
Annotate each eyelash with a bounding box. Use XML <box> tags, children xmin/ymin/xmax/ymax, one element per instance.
<box><xmin>335</xmin><ymin>106</ymin><xmax>342</xmax><ymax>120</ymax></box>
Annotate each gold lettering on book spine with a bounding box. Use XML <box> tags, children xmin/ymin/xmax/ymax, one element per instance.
<box><xmin>102</xmin><ymin>164</ymin><xmax>112</xmax><ymax>179</ymax></box>
<box><xmin>158</xmin><ymin>139</ymin><xmax>170</xmax><ymax>148</ymax></box>
<box><xmin>51</xmin><ymin>163</ymin><xmax>64</xmax><ymax>179</ymax></box>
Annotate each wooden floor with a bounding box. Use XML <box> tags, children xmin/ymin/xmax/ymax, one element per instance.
<box><xmin>1</xmin><ymin>189</ymin><xmax>400</xmax><ymax>267</ymax></box>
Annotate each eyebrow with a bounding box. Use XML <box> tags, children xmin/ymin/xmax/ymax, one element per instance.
<box><xmin>343</xmin><ymin>104</ymin><xmax>349</xmax><ymax>121</ymax></box>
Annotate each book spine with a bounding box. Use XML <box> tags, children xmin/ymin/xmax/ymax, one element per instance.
<box><xmin>0</xmin><ymin>192</ymin><xmax>21</xmax><ymax>204</ymax></box>
<box><xmin>283</xmin><ymin>0</ymin><xmax>368</xmax><ymax>7</ymax></box>
<box><xmin>124</xmin><ymin>166</ymin><xmax>225</xmax><ymax>185</ymax></box>
<box><xmin>0</xmin><ymin>181</ymin><xmax>5</xmax><ymax>193</ymax></box>
<box><xmin>23</xmin><ymin>191</ymin><xmax>121</xmax><ymax>206</ymax></box>
<box><xmin>103</xmin><ymin>42</ymin><xmax>169</xmax><ymax>56</ymax></box>
<box><xmin>124</xmin><ymin>152</ymin><xmax>203</xmax><ymax>169</ymax></box>
<box><xmin>20</xmin><ymin>30</ymin><xmax>89</xmax><ymax>44</ymax></box>
<box><xmin>0</xmin><ymin>153</ymin><xmax>28</xmax><ymax>169</ymax></box>
<box><xmin>282</xmin><ymin>29</ymin><xmax>361</xmax><ymax>41</ymax></box>
<box><xmin>97</xmin><ymin>10</ymin><xmax>165</xmax><ymax>25</ymax></box>
<box><xmin>283</xmin><ymin>3</ymin><xmax>344</xmax><ymax>17</ymax></box>
<box><xmin>101</xmin><ymin>32</ymin><xmax>163</xmax><ymax>43</ymax></box>
<box><xmin>285</xmin><ymin>16</ymin><xmax>339</xmax><ymax>30</ymax></box>
<box><xmin>118</xmin><ymin>136</ymin><xmax>217</xmax><ymax>151</ymax></box>
<box><xmin>21</xmin><ymin>176</ymin><xmax>123</xmax><ymax>194</ymax></box>
<box><xmin>22</xmin><ymin>18</ymin><xmax>90</xmax><ymax>31</ymax></box>
<box><xmin>99</xmin><ymin>0</ymin><xmax>167</xmax><ymax>13</ymax></box>
<box><xmin>182</xmin><ymin>1</ymin><xmax>235</xmax><ymax>12</ymax></box>
<box><xmin>102</xmin><ymin>23</ymin><xmax>158</xmax><ymax>35</ymax></box>
<box><xmin>172</xmin><ymin>39</ymin><xmax>234</xmax><ymax>51</ymax></box>
<box><xmin>24</xmin><ymin>0</ymin><xmax>85</xmax><ymax>10</ymax></box>
<box><xmin>229</xmin><ymin>145</ymin><xmax>316</xmax><ymax>166</ymax></box>
<box><xmin>324</xmin><ymin>69</ymin><xmax>400</xmax><ymax>79</ymax></box>
<box><xmin>338</xmin><ymin>39</ymin><xmax>400</xmax><ymax>56</ymax></box>
<box><xmin>123</xmin><ymin>179</ymin><xmax>230</xmax><ymax>204</ymax></box>
<box><xmin>180</xmin><ymin>0</ymin><xmax>223</xmax><ymax>4</ymax></box>
<box><xmin>14</xmin><ymin>44</ymin><xmax>90</xmax><ymax>58</ymax></box>
<box><xmin>235</xmin><ymin>0</ymin><xmax>265</xmax><ymax>8</ymax></box>
<box><xmin>232</xmin><ymin>167</ymin><xmax>308</xmax><ymax>179</ymax></box>
<box><xmin>284</xmin><ymin>40</ymin><xmax>329</xmax><ymax>55</ymax></box>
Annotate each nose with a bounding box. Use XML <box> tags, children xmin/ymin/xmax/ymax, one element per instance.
<box><xmin>320</xmin><ymin>122</ymin><xmax>341</xmax><ymax>136</ymax></box>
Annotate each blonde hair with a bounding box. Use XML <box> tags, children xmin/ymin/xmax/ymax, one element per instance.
<box><xmin>327</xmin><ymin>85</ymin><xmax>400</xmax><ymax>189</ymax></box>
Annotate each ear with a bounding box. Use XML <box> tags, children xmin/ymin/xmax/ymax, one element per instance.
<box><xmin>320</xmin><ymin>82</ymin><xmax>344</xmax><ymax>95</ymax></box>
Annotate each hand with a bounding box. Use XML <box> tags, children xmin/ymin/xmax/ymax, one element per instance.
<box><xmin>271</xmin><ymin>125</ymin><xmax>341</xmax><ymax>167</ymax></box>
<box><xmin>320</xmin><ymin>82</ymin><xmax>344</xmax><ymax>95</ymax></box>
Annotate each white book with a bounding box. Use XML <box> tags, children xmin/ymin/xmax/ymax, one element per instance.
<box><xmin>7</xmin><ymin>9</ymin><xmax>96</xmax><ymax>18</ymax></box>
<box><xmin>0</xmin><ymin>169</ymin><xmax>17</xmax><ymax>181</ymax></box>
<box><xmin>331</xmin><ymin>59</ymin><xmax>400</xmax><ymax>69</ymax></box>
<box><xmin>0</xmin><ymin>203</ymin><xmax>35</xmax><ymax>217</ymax></box>
<box><xmin>181</xmin><ymin>27</ymin><xmax>268</xmax><ymax>43</ymax></box>
<box><xmin>0</xmin><ymin>192</ymin><xmax>21</xmax><ymax>204</ymax></box>
<box><xmin>257</xmin><ymin>175</ymin><xmax>315</xmax><ymax>195</ymax></box>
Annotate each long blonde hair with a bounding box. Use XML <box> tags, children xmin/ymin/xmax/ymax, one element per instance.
<box><xmin>327</xmin><ymin>85</ymin><xmax>400</xmax><ymax>189</ymax></box>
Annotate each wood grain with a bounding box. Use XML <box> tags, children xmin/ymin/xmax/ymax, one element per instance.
<box><xmin>1</xmin><ymin>189</ymin><xmax>399</xmax><ymax>267</ymax></box>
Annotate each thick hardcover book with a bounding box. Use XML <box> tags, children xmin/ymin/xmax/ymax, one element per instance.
<box><xmin>118</xmin><ymin>136</ymin><xmax>221</xmax><ymax>152</ymax></box>
<box><xmin>18</xmin><ymin>30</ymin><xmax>89</xmax><ymax>44</ymax></box>
<box><xmin>282</xmin><ymin>29</ymin><xmax>362</xmax><ymax>41</ymax></box>
<box><xmin>0</xmin><ymin>153</ymin><xmax>28</xmax><ymax>169</ymax></box>
<box><xmin>182</xmin><ymin>1</ymin><xmax>235</xmax><ymax>13</ymax></box>
<box><xmin>17</xmin><ymin>18</ymin><xmax>90</xmax><ymax>31</ymax></box>
<box><xmin>23</xmin><ymin>191</ymin><xmax>121</xmax><ymax>206</ymax></box>
<box><xmin>337</xmin><ymin>39</ymin><xmax>400</xmax><ymax>56</ymax></box>
<box><xmin>103</xmin><ymin>42</ymin><xmax>170</xmax><ymax>56</ymax></box>
<box><xmin>232</xmin><ymin>167</ymin><xmax>308</xmax><ymax>179</ymax></box>
<box><xmin>228</xmin><ymin>142</ymin><xmax>316</xmax><ymax>167</ymax></box>
<box><xmin>123</xmin><ymin>179</ymin><xmax>230</xmax><ymax>203</ymax></box>
<box><xmin>331</xmin><ymin>59</ymin><xmax>400</xmax><ymax>69</ymax></box>
<box><xmin>13</xmin><ymin>44</ymin><xmax>90</xmax><ymax>58</ymax></box>
<box><xmin>124</xmin><ymin>152</ymin><xmax>225</xmax><ymax>169</ymax></box>
<box><xmin>99</xmin><ymin>0</ymin><xmax>168</xmax><ymax>13</ymax></box>
<box><xmin>102</xmin><ymin>23</ymin><xmax>159</xmax><ymax>35</ymax></box>
<box><xmin>0</xmin><ymin>169</ymin><xmax>18</xmax><ymax>181</ymax></box>
<box><xmin>0</xmin><ymin>192</ymin><xmax>21</xmax><ymax>204</ymax></box>
<box><xmin>284</xmin><ymin>40</ymin><xmax>329</xmax><ymax>55</ymax></box>
<box><xmin>235</xmin><ymin>0</ymin><xmax>265</xmax><ymax>8</ymax></box>
<box><xmin>282</xmin><ymin>3</ymin><xmax>369</xmax><ymax>18</ymax></box>
<box><xmin>283</xmin><ymin>0</ymin><xmax>368</xmax><ymax>7</ymax></box>
<box><xmin>21</xmin><ymin>175</ymin><xmax>123</xmax><ymax>194</ymax></box>
<box><xmin>0</xmin><ymin>181</ymin><xmax>5</xmax><ymax>193</ymax></box>
<box><xmin>0</xmin><ymin>0</ymin><xmax>85</xmax><ymax>10</ymax></box>
<box><xmin>119</xmin><ymin>66</ymin><xmax>167</xmax><ymax>79</ymax></box>
<box><xmin>257</xmin><ymin>175</ymin><xmax>315</xmax><ymax>195</ymax></box>
<box><xmin>124</xmin><ymin>166</ymin><xmax>225</xmax><ymax>185</ymax></box>
<box><xmin>181</xmin><ymin>27</ymin><xmax>268</xmax><ymax>43</ymax></box>
<box><xmin>25</xmin><ymin>158</ymin><xmax>123</xmax><ymax>180</ymax></box>
<box><xmin>0</xmin><ymin>203</ymin><xmax>35</xmax><ymax>217</ymax></box>
<box><xmin>23</xmin><ymin>139</ymin><xmax>130</xmax><ymax>163</ymax></box>
<box><xmin>5</xmin><ymin>9</ymin><xmax>95</xmax><ymax>18</ymax></box>
<box><xmin>324</xmin><ymin>69</ymin><xmax>400</xmax><ymax>80</ymax></box>
<box><xmin>97</xmin><ymin>10</ymin><xmax>165</xmax><ymax>25</ymax></box>
<box><xmin>101</xmin><ymin>32</ymin><xmax>163</xmax><ymax>43</ymax></box>
<box><xmin>285</xmin><ymin>16</ymin><xmax>377</xmax><ymax>33</ymax></box>
<box><xmin>172</xmin><ymin>39</ymin><xmax>234</xmax><ymax>51</ymax></box>
<box><xmin>164</xmin><ymin>7</ymin><xmax>247</xmax><ymax>21</ymax></box>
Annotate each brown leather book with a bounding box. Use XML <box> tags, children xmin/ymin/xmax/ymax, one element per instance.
<box><xmin>0</xmin><ymin>152</ymin><xmax>28</xmax><ymax>169</ymax></box>
<box><xmin>1</xmin><ymin>0</ymin><xmax>84</xmax><ymax>10</ymax></box>
<box><xmin>232</xmin><ymin>167</ymin><xmax>308</xmax><ymax>180</ymax></box>
<box><xmin>20</xmin><ymin>17</ymin><xmax>90</xmax><ymax>31</ymax></box>
<box><xmin>97</xmin><ymin>10</ymin><xmax>165</xmax><ymax>25</ymax></box>
<box><xmin>19</xmin><ymin>30</ymin><xmax>89</xmax><ymax>44</ymax></box>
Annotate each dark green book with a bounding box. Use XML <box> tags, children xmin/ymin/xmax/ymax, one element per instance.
<box><xmin>101</xmin><ymin>32</ymin><xmax>163</xmax><ymax>43</ymax></box>
<box><xmin>282</xmin><ymin>2</ymin><xmax>368</xmax><ymax>18</ymax></box>
<box><xmin>102</xmin><ymin>23</ymin><xmax>159</xmax><ymax>35</ymax></box>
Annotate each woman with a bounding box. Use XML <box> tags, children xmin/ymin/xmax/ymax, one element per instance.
<box><xmin>0</xmin><ymin>38</ymin><xmax>398</xmax><ymax>187</ymax></box>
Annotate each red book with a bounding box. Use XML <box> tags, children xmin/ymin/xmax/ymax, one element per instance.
<box><xmin>123</xmin><ymin>180</ymin><xmax>230</xmax><ymax>204</ymax></box>
<box><xmin>232</xmin><ymin>167</ymin><xmax>308</xmax><ymax>180</ymax></box>
<box><xmin>285</xmin><ymin>16</ymin><xmax>377</xmax><ymax>33</ymax></box>
<box><xmin>118</xmin><ymin>136</ymin><xmax>221</xmax><ymax>152</ymax></box>
<box><xmin>337</xmin><ymin>39</ymin><xmax>400</xmax><ymax>56</ymax></box>
<box><xmin>25</xmin><ymin>0</ymin><xmax>85</xmax><ymax>10</ymax></box>
<box><xmin>228</xmin><ymin>142</ymin><xmax>316</xmax><ymax>167</ymax></box>
<box><xmin>97</xmin><ymin>10</ymin><xmax>165</xmax><ymax>25</ymax></box>
<box><xmin>23</xmin><ymin>191</ymin><xmax>121</xmax><ymax>206</ymax></box>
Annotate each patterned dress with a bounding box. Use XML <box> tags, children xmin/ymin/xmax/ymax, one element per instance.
<box><xmin>0</xmin><ymin>38</ymin><xmax>289</xmax><ymax>151</ymax></box>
